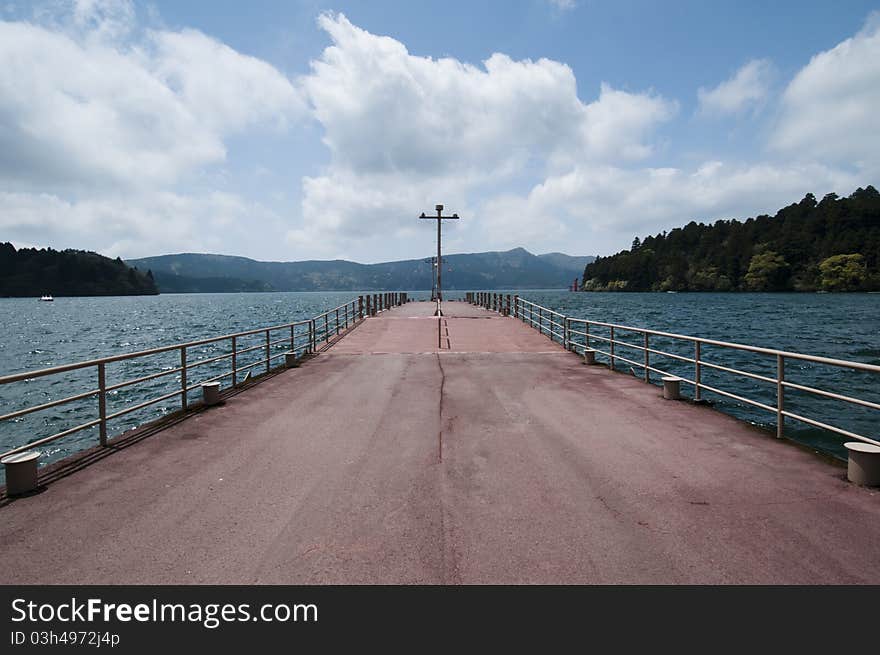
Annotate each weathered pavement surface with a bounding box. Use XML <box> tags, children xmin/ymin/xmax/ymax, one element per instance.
<box><xmin>2</xmin><ymin>301</ymin><xmax>879</xmax><ymax>584</ymax></box>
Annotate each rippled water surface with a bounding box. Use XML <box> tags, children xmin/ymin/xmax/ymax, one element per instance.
<box><xmin>1</xmin><ymin>290</ymin><xmax>877</xmax><ymax>482</ymax></box>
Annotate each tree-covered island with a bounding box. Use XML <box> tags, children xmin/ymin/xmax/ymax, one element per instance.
<box><xmin>581</xmin><ymin>186</ymin><xmax>880</xmax><ymax>292</ymax></box>
<box><xmin>0</xmin><ymin>243</ymin><xmax>159</xmax><ymax>297</ymax></box>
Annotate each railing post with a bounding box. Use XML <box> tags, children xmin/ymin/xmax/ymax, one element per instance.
<box><xmin>585</xmin><ymin>322</ymin><xmax>590</xmax><ymax>348</ymax></box>
<box><xmin>539</xmin><ymin>307</ymin><xmax>543</xmax><ymax>336</ymax></box>
<box><xmin>359</xmin><ymin>296</ymin><xmax>363</xmax><ymax>319</ymax></box>
<box><xmin>777</xmin><ymin>354</ymin><xmax>784</xmax><ymax>438</ymax></box>
<box><xmin>265</xmin><ymin>329</ymin><xmax>270</xmax><ymax>373</ymax></box>
<box><xmin>694</xmin><ymin>342</ymin><xmax>701</xmax><ymax>401</ymax></box>
<box><xmin>644</xmin><ymin>333</ymin><xmax>650</xmax><ymax>382</ymax></box>
<box><xmin>310</xmin><ymin>319</ymin><xmax>316</xmax><ymax>353</ymax></box>
<box><xmin>514</xmin><ymin>295</ymin><xmax>519</xmax><ymax>318</ymax></box>
<box><xmin>564</xmin><ymin>318</ymin><xmax>570</xmax><ymax>350</ymax></box>
<box><xmin>325</xmin><ymin>314</ymin><xmax>329</xmax><ymax>342</ymax></box>
<box><xmin>232</xmin><ymin>336</ymin><xmax>237</xmax><ymax>385</ymax></box>
<box><xmin>290</xmin><ymin>325</ymin><xmax>295</xmax><ymax>353</ymax></box>
<box><xmin>98</xmin><ymin>362</ymin><xmax>107</xmax><ymax>447</ymax></box>
<box><xmin>180</xmin><ymin>346</ymin><xmax>188</xmax><ymax>409</ymax></box>
<box><xmin>336</xmin><ymin>308</ymin><xmax>340</xmax><ymax>335</ymax></box>
<box><xmin>610</xmin><ymin>326</ymin><xmax>615</xmax><ymax>370</ymax></box>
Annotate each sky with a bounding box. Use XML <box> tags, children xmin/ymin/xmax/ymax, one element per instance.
<box><xmin>1</xmin><ymin>0</ymin><xmax>878</xmax><ymax>263</ymax></box>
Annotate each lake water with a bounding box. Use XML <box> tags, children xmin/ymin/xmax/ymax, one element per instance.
<box><xmin>1</xmin><ymin>290</ymin><xmax>877</xmax><ymax>483</ymax></box>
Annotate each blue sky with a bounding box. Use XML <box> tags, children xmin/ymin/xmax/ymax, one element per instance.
<box><xmin>1</xmin><ymin>0</ymin><xmax>878</xmax><ymax>262</ymax></box>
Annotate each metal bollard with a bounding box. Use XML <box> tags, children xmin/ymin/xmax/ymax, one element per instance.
<box><xmin>285</xmin><ymin>352</ymin><xmax>299</xmax><ymax>368</ymax></box>
<box><xmin>202</xmin><ymin>382</ymin><xmax>221</xmax><ymax>406</ymax></box>
<box><xmin>844</xmin><ymin>442</ymin><xmax>880</xmax><ymax>486</ymax></box>
<box><xmin>583</xmin><ymin>349</ymin><xmax>596</xmax><ymax>365</ymax></box>
<box><xmin>662</xmin><ymin>376</ymin><xmax>681</xmax><ymax>400</ymax></box>
<box><xmin>1</xmin><ymin>451</ymin><xmax>41</xmax><ymax>496</ymax></box>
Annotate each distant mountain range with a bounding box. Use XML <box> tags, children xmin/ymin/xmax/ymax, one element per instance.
<box><xmin>127</xmin><ymin>248</ymin><xmax>595</xmax><ymax>293</ymax></box>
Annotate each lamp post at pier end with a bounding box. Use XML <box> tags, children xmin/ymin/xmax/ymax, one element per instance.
<box><xmin>419</xmin><ymin>204</ymin><xmax>459</xmax><ymax>316</ymax></box>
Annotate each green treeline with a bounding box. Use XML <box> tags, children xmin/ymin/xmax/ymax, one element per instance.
<box><xmin>0</xmin><ymin>243</ymin><xmax>159</xmax><ymax>297</ymax></box>
<box><xmin>582</xmin><ymin>186</ymin><xmax>880</xmax><ymax>292</ymax></box>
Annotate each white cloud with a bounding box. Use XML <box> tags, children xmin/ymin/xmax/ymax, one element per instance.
<box><xmin>0</xmin><ymin>189</ymin><xmax>288</xmax><ymax>259</ymax></box>
<box><xmin>295</xmin><ymin>13</ymin><xmax>675</xmax><ymax>257</ymax></box>
<box><xmin>0</xmin><ymin>14</ymin><xmax>304</xmax><ymax>191</ymax></box>
<box><xmin>546</xmin><ymin>0</ymin><xmax>577</xmax><ymax>11</ymax></box>
<box><xmin>479</xmin><ymin>161</ymin><xmax>858</xmax><ymax>254</ymax></box>
<box><xmin>771</xmin><ymin>13</ymin><xmax>880</xmax><ymax>172</ymax></box>
<box><xmin>69</xmin><ymin>0</ymin><xmax>135</xmax><ymax>41</ymax></box>
<box><xmin>697</xmin><ymin>59</ymin><xmax>773</xmax><ymax>116</ymax></box>
<box><xmin>151</xmin><ymin>29</ymin><xmax>304</xmax><ymax>134</ymax></box>
<box><xmin>306</xmin><ymin>14</ymin><xmax>673</xmax><ymax>177</ymax></box>
<box><xmin>0</xmin><ymin>1</ymin><xmax>306</xmax><ymax>259</ymax></box>
<box><xmin>0</xmin><ymin>20</ymin><xmax>220</xmax><ymax>189</ymax></box>
<box><xmin>1</xmin><ymin>4</ymin><xmax>877</xmax><ymax>264</ymax></box>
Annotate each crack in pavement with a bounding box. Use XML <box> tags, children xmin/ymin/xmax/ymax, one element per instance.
<box><xmin>436</xmin><ymin>352</ymin><xmax>446</xmax><ymax>462</ymax></box>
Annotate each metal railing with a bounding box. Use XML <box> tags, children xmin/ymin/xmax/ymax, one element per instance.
<box><xmin>466</xmin><ymin>292</ymin><xmax>880</xmax><ymax>449</ymax></box>
<box><xmin>0</xmin><ymin>294</ymin><xmax>406</xmax><ymax>460</ymax></box>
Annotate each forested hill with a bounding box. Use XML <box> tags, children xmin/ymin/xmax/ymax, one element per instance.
<box><xmin>582</xmin><ymin>186</ymin><xmax>880</xmax><ymax>292</ymax></box>
<box><xmin>129</xmin><ymin>248</ymin><xmax>594</xmax><ymax>292</ymax></box>
<box><xmin>0</xmin><ymin>243</ymin><xmax>159</xmax><ymax>297</ymax></box>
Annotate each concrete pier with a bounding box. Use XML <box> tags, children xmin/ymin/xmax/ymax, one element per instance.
<box><xmin>1</xmin><ymin>301</ymin><xmax>878</xmax><ymax>584</ymax></box>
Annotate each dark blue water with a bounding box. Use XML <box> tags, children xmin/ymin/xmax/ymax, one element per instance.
<box><xmin>1</xmin><ymin>290</ymin><xmax>877</xmax><ymax>483</ymax></box>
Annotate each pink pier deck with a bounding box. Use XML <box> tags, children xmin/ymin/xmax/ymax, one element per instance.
<box><xmin>1</xmin><ymin>301</ymin><xmax>878</xmax><ymax>584</ymax></box>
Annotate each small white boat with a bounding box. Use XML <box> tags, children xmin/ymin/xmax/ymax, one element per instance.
<box><xmin>40</xmin><ymin>295</ymin><xmax>53</xmax><ymax>302</ymax></box>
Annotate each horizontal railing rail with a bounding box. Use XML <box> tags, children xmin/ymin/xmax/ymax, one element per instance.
<box><xmin>0</xmin><ymin>293</ymin><xmax>406</xmax><ymax>461</ymax></box>
<box><xmin>465</xmin><ymin>292</ymin><xmax>879</xmax><ymax>450</ymax></box>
